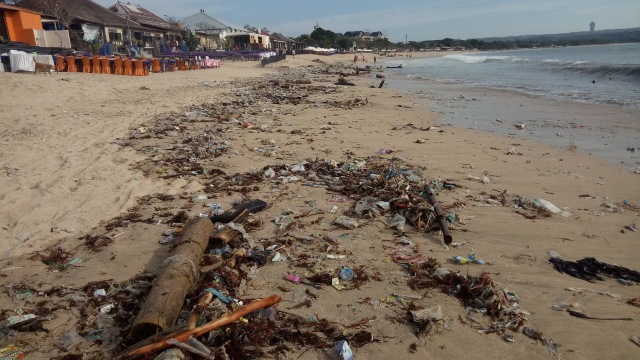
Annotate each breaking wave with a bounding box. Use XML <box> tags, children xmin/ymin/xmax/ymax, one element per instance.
<box><xmin>560</xmin><ymin>63</ymin><xmax>640</xmax><ymax>80</ymax></box>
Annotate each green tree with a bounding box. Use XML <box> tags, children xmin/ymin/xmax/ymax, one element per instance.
<box><xmin>309</xmin><ymin>27</ymin><xmax>336</xmax><ymax>48</ymax></box>
<box><xmin>336</xmin><ymin>37</ymin><xmax>353</xmax><ymax>50</ymax></box>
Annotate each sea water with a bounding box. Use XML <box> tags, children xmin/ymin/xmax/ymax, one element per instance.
<box><xmin>386</xmin><ymin>43</ymin><xmax>640</xmax><ymax>107</ymax></box>
<box><xmin>383</xmin><ymin>43</ymin><xmax>640</xmax><ymax>169</ymax></box>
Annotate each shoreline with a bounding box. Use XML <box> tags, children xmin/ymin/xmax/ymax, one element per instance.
<box><xmin>374</xmin><ymin>51</ymin><xmax>640</xmax><ymax>172</ymax></box>
<box><xmin>0</xmin><ymin>54</ymin><xmax>638</xmax><ymax>359</ymax></box>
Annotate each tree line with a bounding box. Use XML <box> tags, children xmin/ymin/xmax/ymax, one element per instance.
<box><xmin>297</xmin><ymin>26</ymin><xmax>640</xmax><ymax>51</ymax></box>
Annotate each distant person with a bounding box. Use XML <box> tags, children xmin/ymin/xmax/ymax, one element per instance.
<box><xmin>374</xmin><ymin>56</ymin><xmax>377</xmax><ymax>64</ymax></box>
<box><xmin>354</xmin><ymin>54</ymin><xmax>358</xmax><ymax>63</ymax></box>
<box><xmin>292</xmin><ymin>49</ymin><xmax>295</xmax><ymax>58</ymax></box>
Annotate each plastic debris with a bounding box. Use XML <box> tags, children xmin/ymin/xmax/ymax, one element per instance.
<box><xmin>284</xmin><ymin>274</ymin><xmax>302</xmax><ymax>284</ymax></box>
<box><xmin>99</xmin><ymin>304</ymin><xmax>115</xmax><ymax>314</ymax></box>
<box><xmin>453</xmin><ymin>250</ymin><xmax>485</xmax><ymax>265</ymax></box>
<box><xmin>93</xmin><ymin>289</ymin><xmax>107</xmax><ymax>298</ymax></box>
<box><xmin>332</xmin><ymin>340</ymin><xmax>354</xmax><ymax>360</ymax></box>
<box><xmin>4</xmin><ymin>314</ymin><xmax>36</xmax><ymax>327</ymax></box>
<box><xmin>339</xmin><ymin>267</ymin><xmax>354</xmax><ymax>281</ymax></box>
<box><xmin>204</xmin><ymin>288</ymin><xmax>232</xmax><ymax>304</ymax></box>
<box><xmin>534</xmin><ymin>198</ymin><xmax>571</xmax><ymax>217</ymax></box>
<box><xmin>332</xmin><ymin>278</ymin><xmax>347</xmax><ymax>291</ymax></box>
<box><xmin>153</xmin><ymin>348</ymin><xmax>186</xmax><ymax>360</ymax></box>
<box><xmin>271</xmin><ymin>252</ymin><xmax>287</xmax><ymax>262</ymax></box>
<box><xmin>333</xmin><ymin>216</ymin><xmax>360</xmax><ymax>229</ymax></box>
<box><xmin>263</xmin><ymin>168</ymin><xmax>276</xmax><ymax>178</ymax></box>
<box><xmin>0</xmin><ymin>344</ymin><xmax>25</xmax><ymax>360</ymax></box>
<box><xmin>388</xmin><ymin>214</ymin><xmax>406</xmax><ymax>231</ymax></box>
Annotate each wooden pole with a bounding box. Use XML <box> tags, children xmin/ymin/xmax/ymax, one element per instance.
<box><xmin>130</xmin><ymin>217</ymin><xmax>214</xmax><ymax>339</ymax></box>
<box><xmin>424</xmin><ymin>184</ymin><xmax>453</xmax><ymax>245</ymax></box>
<box><xmin>126</xmin><ymin>295</ymin><xmax>282</xmax><ymax>358</ymax></box>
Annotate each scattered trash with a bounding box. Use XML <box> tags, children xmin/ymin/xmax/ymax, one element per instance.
<box><xmin>388</xmin><ymin>214</ymin><xmax>406</xmax><ymax>232</ymax></box>
<box><xmin>453</xmin><ymin>250</ymin><xmax>485</xmax><ymax>265</ymax></box>
<box><xmin>284</xmin><ymin>273</ymin><xmax>302</xmax><ymax>284</ymax></box>
<box><xmin>93</xmin><ymin>289</ymin><xmax>107</xmax><ymax>298</ymax></box>
<box><xmin>332</xmin><ymin>340</ymin><xmax>354</xmax><ymax>360</ymax></box>
<box><xmin>502</xmin><ymin>334</ymin><xmax>515</xmax><ymax>342</ymax></box>
<box><xmin>566</xmin><ymin>287</ymin><xmax>620</xmax><ymax>299</ymax></box>
<box><xmin>271</xmin><ymin>252</ymin><xmax>287</xmax><ymax>262</ymax></box>
<box><xmin>4</xmin><ymin>314</ymin><xmax>36</xmax><ymax>328</ymax></box>
<box><xmin>631</xmin><ymin>336</ymin><xmax>640</xmax><ymax>348</ymax></box>
<box><xmin>332</xmin><ymin>277</ymin><xmax>347</xmax><ymax>291</ymax></box>
<box><xmin>0</xmin><ymin>344</ymin><xmax>25</xmax><ymax>360</ymax></box>
<box><xmin>377</xmin><ymin>148</ymin><xmax>393</xmax><ymax>155</ymax></box>
<box><xmin>204</xmin><ymin>288</ymin><xmax>233</xmax><ymax>304</ymax></box>
<box><xmin>534</xmin><ymin>198</ymin><xmax>571</xmax><ymax>217</ymax></box>
<box><xmin>334</xmin><ymin>216</ymin><xmax>360</xmax><ymax>229</ymax></box>
<box><xmin>624</xmin><ymin>224</ymin><xmax>639</xmax><ymax>232</ymax></box>
<box><xmin>339</xmin><ymin>267</ymin><xmax>354</xmax><ymax>281</ymax></box>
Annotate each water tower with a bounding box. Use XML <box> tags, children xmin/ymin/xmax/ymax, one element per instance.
<box><xmin>589</xmin><ymin>21</ymin><xmax>596</xmax><ymax>31</ymax></box>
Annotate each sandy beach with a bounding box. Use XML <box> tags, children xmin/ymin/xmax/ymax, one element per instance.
<box><xmin>0</xmin><ymin>53</ymin><xmax>638</xmax><ymax>359</ymax></box>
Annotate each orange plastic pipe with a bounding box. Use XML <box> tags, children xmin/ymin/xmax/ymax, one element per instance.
<box><xmin>126</xmin><ymin>294</ymin><xmax>282</xmax><ymax>357</ymax></box>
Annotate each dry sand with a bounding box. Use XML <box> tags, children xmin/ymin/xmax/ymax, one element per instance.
<box><xmin>0</xmin><ymin>54</ymin><xmax>638</xmax><ymax>359</ymax></box>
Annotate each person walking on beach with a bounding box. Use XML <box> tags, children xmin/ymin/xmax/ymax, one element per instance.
<box><xmin>374</xmin><ymin>56</ymin><xmax>377</xmax><ymax>65</ymax></box>
<box><xmin>292</xmin><ymin>49</ymin><xmax>295</xmax><ymax>58</ymax></box>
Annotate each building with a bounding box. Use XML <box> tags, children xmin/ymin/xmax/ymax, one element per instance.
<box><xmin>108</xmin><ymin>1</ymin><xmax>169</xmax><ymax>48</ymax></box>
<box><xmin>180</xmin><ymin>10</ymin><xmax>269</xmax><ymax>50</ymax></box>
<box><xmin>180</xmin><ymin>10</ymin><xmax>245</xmax><ymax>49</ymax></box>
<box><xmin>72</xmin><ymin>0</ymin><xmax>144</xmax><ymax>47</ymax></box>
<box><xmin>343</xmin><ymin>30</ymin><xmax>387</xmax><ymax>41</ymax></box>
<box><xmin>0</xmin><ymin>4</ymin><xmax>43</xmax><ymax>45</ymax></box>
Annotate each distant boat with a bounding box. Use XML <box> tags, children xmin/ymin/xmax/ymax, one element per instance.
<box><xmin>386</xmin><ymin>64</ymin><xmax>403</xmax><ymax>68</ymax></box>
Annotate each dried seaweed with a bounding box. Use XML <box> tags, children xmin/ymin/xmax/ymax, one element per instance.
<box><xmin>550</xmin><ymin>257</ymin><xmax>640</xmax><ymax>283</ymax></box>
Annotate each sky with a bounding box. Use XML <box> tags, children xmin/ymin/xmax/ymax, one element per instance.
<box><xmin>94</xmin><ymin>0</ymin><xmax>640</xmax><ymax>42</ymax></box>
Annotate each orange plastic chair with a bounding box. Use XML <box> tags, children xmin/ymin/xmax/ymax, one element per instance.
<box><xmin>66</xmin><ymin>56</ymin><xmax>77</xmax><ymax>72</ymax></box>
<box><xmin>133</xmin><ymin>60</ymin><xmax>145</xmax><ymax>76</ymax></box>
<box><xmin>101</xmin><ymin>58</ymin><xmax>112</xmax><ymax>74</ymax></box>
<box><xmin>152</xmin><ymin>59</ymin><xmax>161</xmax><ymax>73</ymax></box>
<box><xmin>178</xmin><ymin>60</ymin><xmax>188</xmax><ymax>71</ymax></box>
<box><xmin>123</xmin><ymin>58</ymin><xmax>133</xmax><ymax>76</ymax></box>
<box><xmin>81</xmin><ymin>56</ymin><xmax>91</xmax><ymax>72</ymax></box>
<box><xmin>91</xmin><ymin>57</ymin><xmax>101</xmax><ymax>73</ymax></box>
<box><xmin>169</xmin><ymin>59</ymin><xmax>176</xmax><ymax>72</ymax></box>
<box><xmin>189</xmin><ymin>59</ymin><xmax>199</xmax><ymax>71</ymax></box>
<box><xmin>55</xmin><ymin>56</ymin><xmax>66</xmax><ymax>72</ymax></box>
<box><xmin>113</xmin><ymin>56</ymin><xmax>124</xmax><ymax>75</ymax></box>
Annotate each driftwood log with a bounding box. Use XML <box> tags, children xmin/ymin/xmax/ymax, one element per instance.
<box><xmin>131</xmin><ymin>217</ymin><xmax>214</xmax><ymax>339</ymax></box>
<box><xmin>424</xmin><ymin>184</ymin><xmax>453</xmax><ymax>245</ymax></box>
<box><xmin>337</xmin><ymin>77</ymin><xmax>356</xmax><ymax>86</ymax></box>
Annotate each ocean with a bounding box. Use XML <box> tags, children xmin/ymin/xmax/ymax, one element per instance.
<box><xmin>382</xmin><ymin>43</ymin><xmax>640</xmax><ymax>170</ymax></box>
<box><xmin>385</xmin><ymin>43</ymin><xmax>640</xmax><ymax>108</ymax></box>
